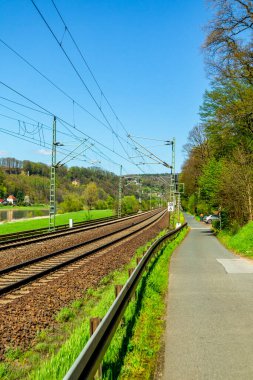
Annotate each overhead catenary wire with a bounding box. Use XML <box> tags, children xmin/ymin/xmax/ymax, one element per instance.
<box><xmin>0</xmin><ymin>38</ymin><xmax>142</xmax><ymax>163</ymax></box>
<box><xmin>30</xmin><ymin>0</ymin><xmax>134</xmax><ymax>162</ymax></box>
<box><xmin>50</xmin><ymin>0</ymin><xmax>130</xmax><ymax>137</ymax></box>
<box><xmin>0</xmin><ymin>7</ymin><xmax>170</xmax><ymax>178</ymax></box>
<box><xmin>0</xmin><ymin>38</ymin><xmax>164</xmax><ymax>174</ymax></box>
<box><xmin>0</xmin><ymin>80</ymin><xmax>139</xmax><ymax>168</ymax></box>
<box><xmin>0</xmin><ymin>81</ymin><xmax>149</xmax><ymax>173</ymax></box>
<box><xmin>0</xmin><ymin>125</ymin><xmax>96</xmax><ymax>166</ymax></box>
<box><xmin>0</xmin><ymin>38</ymin><xmax>109</xmax><ymax>129</ymax></box>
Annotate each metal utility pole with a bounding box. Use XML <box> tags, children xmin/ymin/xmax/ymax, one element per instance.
<box><xmin>49</xmin><ymin>116</ymin><xmax>57</xmax><ymax>231</ymax></box>
<box><xmin>118</xmin><ymin>165</ymin><xmax>122</xmax><ymax>218</ymax></box>
<box><xmin>138</xmin><ymin>178</ymin><xmax>142</xmax><ymax>211</ymax></box>
<box><xmin>165</xmin><ymin>138</ymin><xmax>176</xmax><ymax>228</ymax></box>
<box><xmin>172</xmin><ymin>137</ymin><xmax>175</xmax><ymax>184</ymax></box>
<box><xmin>177</xmin><ymin>193</ymin><xmax>181</xmax><ymax>224</ymax></box>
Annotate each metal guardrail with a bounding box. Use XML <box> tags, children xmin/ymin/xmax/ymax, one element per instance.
<box><xmin>63</xmin><ymin>222</ymin><xmax>187</xmax><ymax>380</ymax></box>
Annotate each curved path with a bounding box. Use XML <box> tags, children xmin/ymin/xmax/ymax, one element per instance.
<box><xmin>162</xmin><ymin>214</ymin><xmax>253</xmax><ymax>380</ymax></box>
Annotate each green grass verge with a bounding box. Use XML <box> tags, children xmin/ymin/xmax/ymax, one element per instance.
<box><xmin>218</xmin><ymin>221</ymin><xmax>253</xmax><ymax>259</ymax></box>
<box><xmin>0</xmin><ymin>227</ymin><xmax>187</xmax><ymax>380</ymax></box>
<box><xmin>0</xmin><ymin>209</ymin><xmax>114</xmax><ymax>235</ymax></box>
<box><xmin>0</xmin><ymin>206</ymin><xmax>48</xmax><ymax>211</ymax></box>
<box><xmin>114</xmin><ymin>227</ymin><xmax>188</xmax><ymax>379</ymax></box>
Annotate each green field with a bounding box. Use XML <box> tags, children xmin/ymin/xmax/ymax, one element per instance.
<box><xmin>0</xmin><ymin>205</ymin><xmax>48</xmax><ymax>211</ymax></box>
<box><xmin>0</xmin><ymin>209</ymin><xmax>114</xmax><ymax>235</ymax></box>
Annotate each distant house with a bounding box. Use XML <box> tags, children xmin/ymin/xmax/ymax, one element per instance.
<box><xmin>0</xmin><ymin>198</ymin><xmax>3</xmax><ymax>204</ymax></box>
<box><xmin>72</xmin><ymin>179</ymin><xmax>80</xmax><ymax>187</ymax></box>
<box><xmin>7</xmin><ymin>195</ymin><xmax>17</xmax><ymax>205</ymax></box>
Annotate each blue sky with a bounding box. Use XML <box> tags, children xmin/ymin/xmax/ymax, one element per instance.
<box><xmin>0</xmin><ymin>0</ymin><xmax>210</xmax><ymax>175</ymax></box>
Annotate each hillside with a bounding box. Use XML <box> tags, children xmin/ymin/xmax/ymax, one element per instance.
<box><xmin>0</xmin><ymin>158</ymin><xmax>170</xmax><ymax>210</ymax></box>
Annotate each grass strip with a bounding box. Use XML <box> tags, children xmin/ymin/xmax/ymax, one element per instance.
<box><xmin>0</xmin><ymin>227</ymin><xmax>187</xmax><ymax>380</ymax></box>
<box><xmin>0</xmin><ymin>209</ymin><xmax>113</xmax><ymax>235</ymax></box>
<box><xmin>218</xmin><ymin>221</ymin><xmax>253</xmax><ymax>259</ymax></box>
<box><xmin>105</xmin><ymin>227</ymin><xmax>188</xmax><ymax>379</ymax></box>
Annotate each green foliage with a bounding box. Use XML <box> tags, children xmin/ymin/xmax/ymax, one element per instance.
<box><xmin>95</xmin><ymin>199</ymin><xmax>108</xmax><ymax>210</ymax></box>
<box><xmin>218</xmin><ymin>220</ymin><xmax>253</xmax><ymax>258</ymax></box>
<box><xmin>122</xmin><ymin>195</ymin><xmax>139</xmax><ymax>214</ymax></box>
<box><xmin>71</xmin><ymin>300</ymin><xmax>83</xmax><ymax>310</ymax></box>
<box><xmin>34</xmin><ymin>343</ymin><xmax>50</xmax><ymax>353</ymax></box>
<box><xmin>55</xmin><ymin>308</ymin><xmax>75</xmax><ymax>323</ymax></box>
<box><xmin>5</xmin><ymin>347</ymin><xmax>22</xmax><ymax>361</ymax></box>
<box><xmin>187</xmin><ymin>194</ymin><xmax>197</xmax><ymax>214</ymax></box>
<box><xmin>181</xmin><ymin>1</ymin><xmax>253</xmax><ymax>227</ymax></box>
<box><xmin>0</xmin><ymin>363</ymin><xmax>8</xmax><ymax>377</ymax></box>
<box><xmin>59</xmin><ymin>194</ymin><xmax>83</xmax><ymax>213</ymax></box>
<box><xmin>198</xmin><ymin>158</ymin><xmax>223</xmax><ymax>207</ymax></box>
<box><xmin>83</xmin><ymin>182</ymin><xmax>98</xmax><ymax>210</ymax></box>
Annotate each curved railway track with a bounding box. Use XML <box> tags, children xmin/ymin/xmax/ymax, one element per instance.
<box><xmin>0</xmin><ymin>209</ymin><xmax>166</xmax><ymax>297</ymax></box>
<box><xmin>0</xmin><ymin>209</ymin><xmax>160</xmax><ymax>250</ymax></box>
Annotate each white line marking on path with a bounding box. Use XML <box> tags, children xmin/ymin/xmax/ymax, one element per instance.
<box><xmin>190</xmin><ymin>228</ymin><xmax>210</xmax><ymax>230</ymax></box>
<box><xmin>217</xmin><ymin>258</ymin><xmax>253</xmax><ymax>274</ymax></box>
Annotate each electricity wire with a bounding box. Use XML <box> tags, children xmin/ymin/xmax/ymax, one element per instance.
<box><xmin>30</xmin><ymin>0</ymin><xmax>133</xmax><ymax>161</ymax></box>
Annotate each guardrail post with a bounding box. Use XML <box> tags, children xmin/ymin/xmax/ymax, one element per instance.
<box><xmin>128</xmin><ymin>268</ymin><xmax>136</xmax><ymax>299</ymax></box>
<box><xmin>115</xmin><ymin>284</ymin><xmax>123</xmax><ymax>298</ymax></box>
<box><xmin>90</xmin><ymin>317</ymin><xmax>102</xmax><ymax>379</ymax></box>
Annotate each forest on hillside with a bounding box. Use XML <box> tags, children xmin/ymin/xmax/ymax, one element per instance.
<box><xmin>0</xmin><ymin>158</ymin><xmax>169</xmax><ymax>212</ymax></box>
<box><xmin>181</xmin><ymin>0</ymin><xmax>253</xmax><ymax>229</ymax></box>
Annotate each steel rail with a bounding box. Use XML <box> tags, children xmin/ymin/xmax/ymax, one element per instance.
<box><xmin>0</xmin><ymin>210</ymin><xmax>167</xmax><ymax>296</ymax></box>
<box><xmin>0</xmin><ymin>209</ymin><xmax>156</xmax><ymax>241</ymax></box>
<box><xmin>63</xmin><ymin>222</ymin><xmax>187</xmax><ymax>380</ymax></box>
<box><xmin>0</xmin><ymin>211</ymin><xmax>141</xmax><ymax>241</ymax></box>
<box><xmin>0</xmin><ymin>215</ymin><xmax>118</xmax><ymax>241</ymax></box>
<box><xmin>0</xmin><ymin>209</ymin><xmax>161</xmax><ymax>250</ymax></box>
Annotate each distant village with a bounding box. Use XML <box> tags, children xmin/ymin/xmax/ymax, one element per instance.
<box><xmin>0</xmin><ymin>195</ymin><xmax>18</xmax><ymax>206</ymax></box>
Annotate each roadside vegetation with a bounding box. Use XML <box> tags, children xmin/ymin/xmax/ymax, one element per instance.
<box><xmin>217</xmin><ymin>221</ymin><xmax>253</xmax><ymax>259</ymax></box>
<box><xmin>180</xmin><ymin>1</ymin><xmax>253</xmax><ymax>247</ymax></box>
<box><xmin>0</xmin><ymin>227</ymin><xmax>188</xmax><ymax>380</ymax></box>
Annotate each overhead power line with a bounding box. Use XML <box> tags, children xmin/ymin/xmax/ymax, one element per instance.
<box><xmin>50</xmin><ymin>0</ymin><xmax>130</xmax><ymax>136</ymax></box>
<box><xmin>0</xmin><ymin>81</ymin><xmax>146</xmax><ymax>172</ymax></box>
<box><xmin>30</xmin><ymin>0</ymin><xmax>133</xmax><ymax>161</ymax></box>
<box><xmin>0</xmin><ymin>26</ymin><xmax>164</xmax><ymax>175</ymax></box>
<box><xmin>0</xmin><ymin>38</ymin><xmax>109</xmax><ymax>129</ymax></box>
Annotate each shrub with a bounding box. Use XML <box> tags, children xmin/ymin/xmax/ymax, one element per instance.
<box><xmin>55</xmin><ymin>308</ymin><xmax>75</xmax><ymax>323</ymax></box>
<box><xmin>59</xmin><ymin>195</ymin><xmax>83</xmax><ymax>213</ymax></box>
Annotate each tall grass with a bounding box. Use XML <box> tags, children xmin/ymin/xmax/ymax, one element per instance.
<box><xmin>218</xmin><ymin>221</ymin><xmax>253</xmax><ymax>258</ymax></box>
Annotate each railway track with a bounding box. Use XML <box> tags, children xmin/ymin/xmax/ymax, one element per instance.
<box><xmin>0</xmin><ymin>209</ymin><xmax>166</xmax><ymax>297</ymax></box>
<box><xmin>0</xmin><ymin>209</ymin><xmax>160</xmax><ymax>250</ymax></box>
<box><xmin>0</xmin><ymin>214</ymin><xmax>119</xmax><ymax>243</ymax></box>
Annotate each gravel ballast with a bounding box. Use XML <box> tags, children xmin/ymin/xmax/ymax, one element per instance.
<box><xmin>0</xmin><ymin>212</ymin><xmax>168</xmax><ymax>359</ymax></box>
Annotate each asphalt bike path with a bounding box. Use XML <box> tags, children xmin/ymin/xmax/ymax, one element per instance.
<box><xmin>162</xmin><ymin>214</ymin><xmax>253</xmax><ymax>380</ymax></box>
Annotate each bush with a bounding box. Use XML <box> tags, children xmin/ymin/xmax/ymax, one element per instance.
<box><xmin>122</xmin><ymin>195</ymin><xmax>139</xmax><ymax>214</ymax></box>
<box><xmin>230</xmin><ymin>221</ymin><xmax>241</xmax><ymax>235</ymax></box>
<box><xmin>59</xmin><ymin>195</ymin><xmax>83</xmax><ymax>213</ymax></box>
<box><xmin>95</xmin><ymin>200</ymin><xmax>108</xmax><ymax>210</ymax></box>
